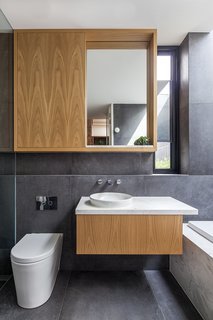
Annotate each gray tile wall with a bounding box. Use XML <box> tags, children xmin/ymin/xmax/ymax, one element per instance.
<box><xmin>0</xmin><ymin>175</ymin><xmax>15</xmax><ymax>274</ymax></box>
<box><xmin>189</xmin><ymin>33</ymin><xmax>213</xmax><ymax>174</ymax></box>
<box><xmin>179</xmin><ymin>35</ymin><xmax>189</xmax><ymax>174</ymax></box>
<box><xmin>16</xmin><ymin>153</ymin><xmax>153</xmax><ymax>175</ymax></box>
<box><xmin>16</xmin><ymin>174</ymin><xmax>213</xmax><ymax>271</ymax></box>
<box><xmin>0</xmin><ymin>153</ymin><xmax>15</xmax><ymax>275</ymax></box>
<box><xmin>180</xmin><ymin>32</ymin><xmax>213</xmax><ymax>174</ymax></box>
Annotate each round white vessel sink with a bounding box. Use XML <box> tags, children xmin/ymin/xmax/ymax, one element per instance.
<box><xmin>90</xmin><ymin>192</ymin><xmax>133</xmax><ymax>208</ymax></box>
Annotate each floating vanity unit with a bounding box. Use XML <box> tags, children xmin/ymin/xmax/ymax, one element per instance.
<box><xmin>76</xmin><ymin>196</ymin><xmax>198</xmax><ymax>255</ymax></box>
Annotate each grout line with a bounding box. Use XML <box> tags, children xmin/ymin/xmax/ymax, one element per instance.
<box><xmin>57</xmin><ymin>272</ymin><xmax>71</xmax><ymax>320</ymax></box>
<box><xmin>0</xmin><ymin>275</ymin><xmax>11</xmax><ymax>281</ymax></box>
<box><xmin>0</xmin><ymin>275</ymin><xmax>12</xmax><ymax>293</ymax></box>
<box><xmin>144</xmin><ymin>270</ymin><xmax>167</xmax><ymax>320</ymax></box>
<box><xmin>14</xmin><ymin>177</ymin><xmax>17</xmax><ymax>244</ymax></box>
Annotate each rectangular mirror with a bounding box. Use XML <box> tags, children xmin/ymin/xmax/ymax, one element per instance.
<box><xmin>87</xmin><ymin>48</ymin><xmax>147</xmax><ymax>146</ymax></box>
<box><xmin>85</xmin><ymin>29</ymin><xmax>157</xmax><ymax>151</ymax></box>
<box><xmin>85</xmin><ymin>29</ymin><xmax>157</xmax><ymax>152</ymax></box>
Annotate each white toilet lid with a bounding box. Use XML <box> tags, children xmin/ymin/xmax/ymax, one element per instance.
<box><xmin>11</xmin><ymin>233</ymin><xmax>62</xmax><ymax>264</ymax></box>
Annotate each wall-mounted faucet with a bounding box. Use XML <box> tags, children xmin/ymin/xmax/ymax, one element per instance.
<box><xmin>96</xmin><ymin>178</ymin><xmax>122</xmax><ymax>186</ymax></box>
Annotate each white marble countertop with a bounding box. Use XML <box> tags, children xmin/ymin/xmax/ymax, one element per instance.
<box><xmin>75</xmin><ymin>196</ymin><xmax>198</xmax><ymax>215</ymax></box>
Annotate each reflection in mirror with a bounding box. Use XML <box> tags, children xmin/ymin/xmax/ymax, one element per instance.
<box><xmin>87</xmin><ymin>49</ymin><xmax>148</xmax><ymax>146</ymax></box>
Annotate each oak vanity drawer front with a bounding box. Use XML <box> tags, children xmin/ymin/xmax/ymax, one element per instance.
<box><xmin>15</xmin><ymin>31</ymin><xmax>85</xmax><ymax>150</ymax></box>
<box><xmin>77</xmin><ymin>215</ymin><xmax>183</xmax><ymax>255</ymax></box>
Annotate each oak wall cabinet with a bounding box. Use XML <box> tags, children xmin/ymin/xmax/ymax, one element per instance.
<box><xmin>14</xmin><ymin>31</ymin><xmax>85</xmax><ymax>151</ymax></box>
<box><xmin>14</xmin><ymin>30</ymin><xmax>157</xmax><ymax>152</ymax></box>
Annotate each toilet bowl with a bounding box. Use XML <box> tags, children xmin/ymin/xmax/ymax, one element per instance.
<box><xmin>11</xmin><ymin>233</ymin><xmax>63</xmax><ymax>309</ymax></box>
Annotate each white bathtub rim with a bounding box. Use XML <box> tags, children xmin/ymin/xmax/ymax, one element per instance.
<box><xmin>183</xmin><ymin>224</ymin><xmax>213</xmax><ymax>259</ymax></box>
<box><xmin>188</xmin><ymin>221</ymin><xmax>213</xmax><ymax>244</ymax></box>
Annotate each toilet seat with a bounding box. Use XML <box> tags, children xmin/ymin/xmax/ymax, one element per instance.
<box><xmin>11</xmin><ymin>233</ymin><xmax>61</xmax><ymax>264</ymax></box>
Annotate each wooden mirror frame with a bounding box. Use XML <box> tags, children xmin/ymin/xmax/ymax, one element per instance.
<box><xmin>85</xmin><ymin>29</ymin><xmax>157</xmax><ymax>152</ymax></box>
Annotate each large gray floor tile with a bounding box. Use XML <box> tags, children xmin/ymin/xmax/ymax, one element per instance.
<box><xmin>0</xmin><ymin>270</ymin><xmax>205</xmax><ymax>320</ymax></box>
<box><xmin>0</xmin><ymin>271</ymin><xmax>70</xmax><ymax>320</ymax></box>
<box><xmin>145</xmin><ymin>270</ymin><xmax>203</xmax><ymax>320</ymax></box>
<box><xmin>59</xmin><ymin>271</ymin><xmax>164</xmax><ymax>320</ymax></box>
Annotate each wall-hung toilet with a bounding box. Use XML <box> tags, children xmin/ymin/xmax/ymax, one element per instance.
<box><xmin>11</xmin><ymin>233</ymin><xmax>63</xmax><ymax>309</ymax></box>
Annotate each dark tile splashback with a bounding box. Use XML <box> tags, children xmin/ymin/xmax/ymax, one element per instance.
<box><xmin>16</xmin><ymin>174</ymin><xmax>213</xmax><ymax>271</ymax></box>
<box><xmin>16</xmin><ymin>153</ymin><xmax>153</xmax><ymax>175</ymax></box>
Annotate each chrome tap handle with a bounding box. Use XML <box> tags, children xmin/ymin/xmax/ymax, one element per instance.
<box><xmin>36</xmin><ymin>196</ymin><xmax>47</xmax><ymax>211</ymax></box>
<box><xmin>97</xmin><ymin>179</ymin><xmax>103</xmax><ymax>185</ymax></box>
<box><xmin>116</xmin><ymin>179</ymin><xmax>122</xmax><ymax>185</ymax></box>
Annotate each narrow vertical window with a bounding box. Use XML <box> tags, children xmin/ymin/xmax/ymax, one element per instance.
<box><xmin>154</xmin><ymin>47</ymin><xmax>179</xmax><ymax>173</ymax></box>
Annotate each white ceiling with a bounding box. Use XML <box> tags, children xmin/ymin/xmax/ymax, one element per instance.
<box><xmin>0</xmin><ymin>0</ymin><xmax>213</xmax><ymax>44</ymax></box>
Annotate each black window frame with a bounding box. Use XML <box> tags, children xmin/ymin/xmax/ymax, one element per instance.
<box><xmin>154</xmin><ymin>46</ymin><xmax>179</xmax><ymax>174</ymax></box>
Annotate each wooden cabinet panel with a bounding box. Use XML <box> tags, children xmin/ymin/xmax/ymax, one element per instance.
<box><xmin>77</xmin><ymin>215</ymin><xmax>183</xmax><ymax>254</ymax></box>
<box><xmin>15</xmin><ymin>31</ymin><xmax>85</xmax><ymax>150</ymax></box>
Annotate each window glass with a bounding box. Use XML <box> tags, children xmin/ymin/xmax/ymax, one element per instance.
<box><xmin>155</xmin><ymin>142</ymin><xmax>171</xmax><ymax>169</ymax></box>
<box><xmin>155</xmin><ymin>50</ymin><xmax>177</xmax><ymax>172</ymax></box>
<box><xmin>157</xmin><ymin>81</ymin><xmax>170</xmax><ymax>141</ymax></box>
<box><xmin>157</xmin><ymin>56</ymin><xmax>171</xmax><ymax>80</ymax></box>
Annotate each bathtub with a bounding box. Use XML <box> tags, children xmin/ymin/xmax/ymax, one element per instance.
<box><xmin>170</xmin><ymin>221</ymin><xmax>213</xmax><ymax>320</ymax></box>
